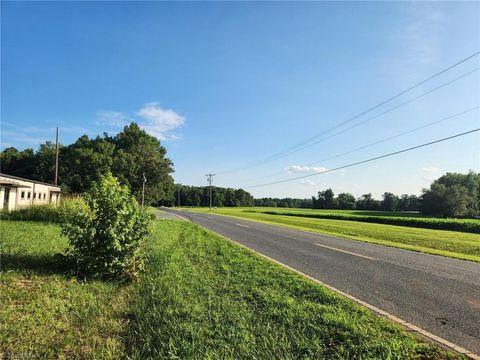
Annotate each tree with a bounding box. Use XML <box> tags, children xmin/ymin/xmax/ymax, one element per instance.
<box><xmin>0</xmin><ymin>147</ymin><xmax>36</xmax><ymax>179</ymax></box>
<box><xmin>420</xmin><ymin>172</ymin><xmax>479</xmax><ymax>217</ymax></box>
<box><xmin>381</xmin><ymin>192</ymin><xmax>399</xmax><ymax>212</ymax></box>
<box><xmin>317</xmin><ymin>189</ymin><xmax>336</xmax><ymax>209</ymax></box>
<box><xmin>398</xmin><ymin>194</ymin><xmax>418</xmax><ymax>211</ymax></box>
<box><xmin>337</xmin><ymin>192</ymin><xmax>356</xmax><ymax>210</ymax></box>
<box><xmin>356</xmin><ymin>193</ymin><xmax>379</xmax><ymax>210</ymax></box>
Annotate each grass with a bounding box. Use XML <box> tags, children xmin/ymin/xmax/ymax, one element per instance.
<box><xmin>184</xmin><ymin>207</ymin><xmax>480</xmax><ymax>262</ymax></box>
<box><xmin>243</xmin><ymin>208</ymin><xmax>480</xmax><ymax>234</ymax></box>
<box><xmin>128</xmin><ymin>220</ymin><xmax>458</xmax><ymax>359</ymax></box>
<box><xmin>0</xmin><ymin>220</ymin><xmax>130</xmax><ymax>359</ymax></box>
<box><xmin>0</xmin><ymin>219</ymin><xmax>464</xmax><ymax>358</ymax></box>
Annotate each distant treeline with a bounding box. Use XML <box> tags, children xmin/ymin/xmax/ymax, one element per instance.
<box><xmin>312</xmin><ymin>190</ymin><xmax>419</xmax><ymax>212</ymax></box>
<box><xmin>168</xmin><ymin>184</ymin><xmax>254</xmax><ymax>207</ymax></box>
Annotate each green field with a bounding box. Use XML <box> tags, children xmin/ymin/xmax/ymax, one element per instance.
<box><xmin>243</xmin><ymin>208</ymin><xmax>480</xmax><ymax>234</ymax></box>
<box><xmin>0</xmin><ymin>219</ymin><xmax>462</xmax><ymax>358</ymax></box>
<box><xmin>184</xmin><ymin>207</ymin><xmax>480</xmax><ymax>262</ymax></box>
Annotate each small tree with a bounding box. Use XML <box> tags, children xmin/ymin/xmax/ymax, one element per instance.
<box><xmin>62</xmin><ymin>173</ymin><xmax>151</xmax><ymax>280</ymax></box>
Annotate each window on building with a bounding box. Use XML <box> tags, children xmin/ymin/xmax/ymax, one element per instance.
<box><xmin>43</xmin><ymin>193</ymin><xmax>46</xmax><ymax>200</ymax></box>
<box><xmin>27</xmin><ymin>192</ymin><xmax>31</xmax><ymax>199</ymax></box>
<box><xmin>33</xmin><ymin>192</ymin><xmax>36</xmax><ymax>199</ymax></box>
<box><xmin>21</xmin><ymin>191</ymin><xmax>25</xmax><ymax>199</ymax></box>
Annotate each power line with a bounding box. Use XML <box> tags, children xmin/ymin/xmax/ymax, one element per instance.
<box><xmin>272</xmin><ymin>68</ymin><xmax>479</xmax><ymax>159</ymax></box>
<box><xmin>217</xmin><ymin>51</ymin><xmax>480</xmax><ymax>175</ymax></box>
<box><xmin>245</xmin><ymin>105</ymin><xmax>480</xmax><ymax>182</ymax></box>
<box><xmin>246</xmin><ymin>128</ymin><xmax>480</xmax><ymax>188</ymax></box>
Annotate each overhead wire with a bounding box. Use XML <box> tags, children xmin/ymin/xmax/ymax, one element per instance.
<box><xmin>243</xmin><ymin>104</ymin><xmax>480</xmax><ymax>182</ymax></box>
<box><xmin>216</xmin><ymin>51</ymin><xmax>480</xmax><ymax>175</ymax></box>
<box><xmin>246</xmin><ymin>128</ymin><xmax>480</xmax><ymax>188</ymax></box>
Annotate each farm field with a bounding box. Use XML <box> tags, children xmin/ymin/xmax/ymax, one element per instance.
<box><xmin>184</xmin><ymin>207</ymin><xmax>480</xmax><ymax>262</ymax></box>
<box><xmin>0</xmin><ymin>219</ymin><xmax>460</xmax><ymax>359</ymax></box>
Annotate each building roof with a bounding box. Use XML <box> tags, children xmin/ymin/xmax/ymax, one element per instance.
<box><xmin>0</xmin><ymin>173</ymin><xmax>61</xmax><ymax>190</ymax></box>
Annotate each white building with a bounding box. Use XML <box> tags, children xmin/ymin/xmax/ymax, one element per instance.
<box><xmin>0</xmin><ymin>173</ymin><xmax>61</xmax><ymax>211</ymax></box>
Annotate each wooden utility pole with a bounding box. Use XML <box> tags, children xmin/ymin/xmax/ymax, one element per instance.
<box><xmin>205</xmin><ymin>173</ymin><xmax>215</xmax><ymax>210</ymax></box>
<box><xmin>54</xmin><ymin>127</ymin><xmax>59</xmax><ymax>185</ymax></box>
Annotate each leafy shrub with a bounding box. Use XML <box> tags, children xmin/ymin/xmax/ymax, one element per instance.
<box><xmin>0</xmin><ymin>197</ymin><xmax>83</xmax><ymax>223</ymax></box>
<box><xmin>61</xmin><ymin>173</ymin><xmax>151</xmax><ymax>280</ymax></box>
<box><xmin>245</xmin><ymin>210</ymin><xmax>480</xmax><ymax>234</ymax></box>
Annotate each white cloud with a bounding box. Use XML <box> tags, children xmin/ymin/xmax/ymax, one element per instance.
<box><xmin>299</xmin><ymin>179</ymin><xmax>315</xmax><ymax>186</ymax></box>
<box><xmin>96</xmin><ymin>111</ymin><xmax>131</xmax><ymax>127</ymax></box>
<box><xmin>284</xmin><ymin>165</ymin><xmax>330</xmax><ymax>174</ymax></box>
<box><xmin>1</xmin><ymin>131</ymin><xmax>48</xmax><ymax>145</ymax></box>
<box><xmin>420</xmin><ymin>166</ymin><xmax>439</xmax><ymax>173</ymax></box>
<box><xmin>95</xmin><ymin>103</ymin><xmax>185</xmax><ymax>141</ymax></box>
<box><xmin>136</xmin><ymin>103</ymin><xmax>185</xmax><ymax>140</ymax></box>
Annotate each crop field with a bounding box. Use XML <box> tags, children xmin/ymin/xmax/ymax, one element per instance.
<box><xmin>241</xmin><ymin>208</ymin><xmax>480</xmax><ymax>233</ymax></box>
<box><xmin>1</xmin><ymin>219</ymin><xmax>460</xmax><ymax>359</ymax></box>
<box><xmin>185</xmin><ymin>207</ymin><xmax>480</xmax><ymax>262</ymax></box>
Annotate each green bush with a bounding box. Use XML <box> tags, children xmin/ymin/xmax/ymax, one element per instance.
<box><xmin>61</xmin><ymin>173</ymin><xmax>151</xmax><ymax>280</ymax></box>
<box><xmin>0</xmin><ymin>197</ymin><xmax>83</xmax><ymax>223</ymax></box>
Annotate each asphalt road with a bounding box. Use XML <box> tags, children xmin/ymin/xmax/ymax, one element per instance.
<box><xmin>162</xmin><ymin>208</ymin><xmax>480</xmax><ymax>355</ymax></box>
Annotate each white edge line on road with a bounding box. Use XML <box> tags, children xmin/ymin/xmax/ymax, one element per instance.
<box><xmin>203</xmin><ymin>228</ymin><xmax>479</xmax><ymax>360</ymax></box>
<box><xmin>235</xmin><ymin>223</ymin><xmax>250</xmax><ymax>228</ymax></box>
<box><xmin>315</xmin><ymin>243</ymin><xmax>376</xmax><ymax>260</ymax></box>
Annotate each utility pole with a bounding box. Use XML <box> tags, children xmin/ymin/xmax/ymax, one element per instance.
<box><xmin>54</xmin><ymin>127</ymin><xmax>59</xmax><ymax>185</ymax></box>
<box><xmin>205</xmin><ymin>173</ymin><xmax>215</xmax><ymax>210</ymax></box>
<box><xmin>142</xmin><ymin>172</ymin><xmax>147</xmax><ymax>209</ymax></box>
<box><xmin>177</xmin><ymin>188</ymin><xmax>180</xmax><ymax>207</ymax></box>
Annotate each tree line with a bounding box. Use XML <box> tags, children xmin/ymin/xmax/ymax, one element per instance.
<box><xmin>167</xmin><ymin>184</ymin><xmax>254</xmax><ymax>207</ymax></box>
<box><xmin>1</xmin><ymin>123</ymin><xmax>174</xmax><ymax>205</ymax></box>
<box><xmin>311</xmin><ymin>190</ymin><xmax>419</xmax><ymax>212</ymax></box>
<box><xmin>309</xmin><ymin>171</ymin><xmax>479</xmax><ymax>218</ymax></box>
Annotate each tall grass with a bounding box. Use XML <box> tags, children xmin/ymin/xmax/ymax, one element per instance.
<box><xmin>0</xmin><ymin>197</ymin><xmax>83</xmax><ymax>223</ymax></box>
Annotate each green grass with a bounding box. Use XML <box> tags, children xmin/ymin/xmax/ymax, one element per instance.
<box><xmin>243</xmin><ymin>208</ymin><xmax>480</xmax><ymax>234</ymax></box>
<box><xmin>0</xmin><ymin>220</ymin><xmax>130</xmax><ymax>359</ymax></box>
<box><xmin>0</xmin><ymin>219</ymin><xmax>465</xmax><ymax>358</ymax></box>
<box><xmin>128</xmin><ymin>220</ymin><xmax>459</xmax><ymax>359</ymax></box>
<box><xmin>184</xmin><ymin>207</ymin><xmax>480</xmax><ymax>262</ymax></box>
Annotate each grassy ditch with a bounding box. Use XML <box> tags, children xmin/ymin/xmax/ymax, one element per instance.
<box><xmin>128</xmin><ymin>220</ymin><xmax>458</xmax><ymax>359</ymax></box>
<box><xmin>185</xmin><ymin>207</ymin><xmax>480</xmax><ymax>262</ymax></box>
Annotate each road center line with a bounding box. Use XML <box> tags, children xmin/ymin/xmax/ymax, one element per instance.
<box><xmin>314</xmin><ymin>243</ymin><xmax>376</xmax><ymax>260</ymax></box>
<box><xmin>236</xmin><ymin>223</ymin><xmax>250</xmax><ymax>228</ymax></box>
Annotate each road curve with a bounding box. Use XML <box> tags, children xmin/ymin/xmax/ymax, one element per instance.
<box><xmin>162</xmin><ymin>208</ymin><xmax>480</xmax><ymax>355</ymax></box>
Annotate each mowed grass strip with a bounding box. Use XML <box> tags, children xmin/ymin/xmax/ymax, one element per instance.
<box><xmin>128</xmin><ymin>220</ymin><xmax>459</xmax><ymax>359</ymax></box>
<box><xmin>186</xmin><ymin>208</ymin><xmax>480</xmax><ymax>262</ymax></box>
<box><xmin>0</xmin><ymin>220</ymin><xmax>130</xmax><ymax>359</ymax></box>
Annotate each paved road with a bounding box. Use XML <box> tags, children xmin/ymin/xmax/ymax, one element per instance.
<box><xmin>161</xmin><ymin>208</ymin><xmax>480</xmax><ymax>355</ymax></box>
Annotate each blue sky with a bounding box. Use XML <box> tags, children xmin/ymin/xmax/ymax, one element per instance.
<box><xmin>2</xmin><ymin>1</ymin><xmax>479</xmax><ymax>198</ymax></box>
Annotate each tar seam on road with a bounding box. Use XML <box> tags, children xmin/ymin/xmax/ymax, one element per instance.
<box><xmin>200</xmin><ymin>226</ymin><xmax>480</xmax><ymax>360</ymax></box>
<box><xmin>235</xmin><ymin>223</ymin><xmax>250</xmax><ymax>228</ymax></box>
<box><xmin>314</xmin><ymin>243</ymin><xmax>376</xmax><ymax>260</ymax></box>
